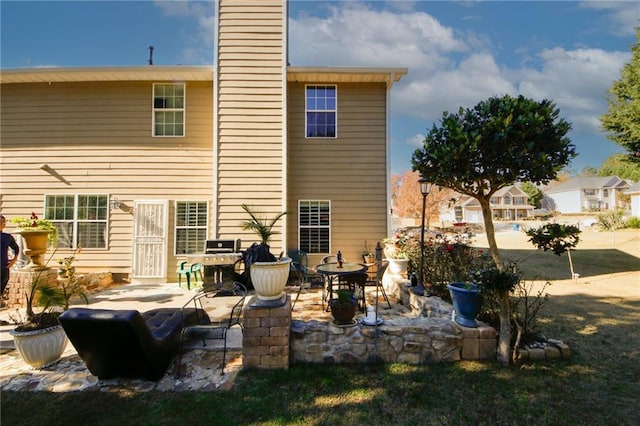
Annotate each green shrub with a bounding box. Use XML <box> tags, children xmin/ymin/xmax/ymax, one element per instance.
<box><xmin>626</xmin><ymin>216</ymin><xmax>640</xmax><ymax>228</ymax></box>
<box><xmin>598</xmin><ymin>209</ymin><xmax>626</xmax><ymax>230</ymax></box>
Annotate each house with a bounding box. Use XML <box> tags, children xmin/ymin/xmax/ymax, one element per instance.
<box><xmin>439</xmin><ymin>185</ymin><xmax>534</xmax><ymax>224</ymax></box>
<box><xmin>544</xmin><ymin>176</ymin><xmax>629</xmax><ymax>214</ymax></box>
<box><xmin>0</xmin><ymin>0</ymin><xmax>407</xmax><ymax>282</ymax></box>
<box><xmin>624</xmin><ymin>182</ymin><xmax>640</xmax><ymax>217</ymax></box>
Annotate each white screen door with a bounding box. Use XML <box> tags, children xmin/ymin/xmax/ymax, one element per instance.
<box><xmin>132</xmin><ymin>200</ymin><xmax>168</xmax><ymax>279</ymax></box>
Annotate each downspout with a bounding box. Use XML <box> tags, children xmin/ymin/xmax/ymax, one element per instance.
<box><xmin>212</xmin><ymin>0</ymin><xmax>221</xmax><ymax>239</ymax></box>
<box><xmin>282</xmin><ymin>0</ymin><xmax>289</xmax><ymax>251</ymax></box>
<box><xmin>385</xmin><ymin>73</ymin><xmax>395</xmax><ymax>237</ymax></box>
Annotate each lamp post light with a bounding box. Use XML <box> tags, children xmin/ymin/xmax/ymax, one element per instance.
<box><xmin>412</xmin><ymin>177</ymin><xmax>432</xmax><ymax>296</ymax></box>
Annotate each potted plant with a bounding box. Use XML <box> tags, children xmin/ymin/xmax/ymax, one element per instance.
<box><xmin>240</xmin><ymin>204</ymin><xmax>291</xmax><ymax>304</ymax></box>
<box><xmin>362</xmin><ymin>240</ymin><xmax>375</xmax><ymax>264</ymax></box>
<box><xmin>329</xmin><ymin>289</ymin><xmax>357</xmax><ymax>325</ymax></box>
<box><xmin>9</xmin><ymin>246</ymin><xmax>88</xmax><ymax>368</ymax></box>
<box><xmin>11</xmin><ymin>212</ymin><xmax>57</xmax><ymax>270</ymax></box>
<box><xmin>383</xmin><ymin>234</ymin><xmax>410</xmax><ymax>277</ymax></box>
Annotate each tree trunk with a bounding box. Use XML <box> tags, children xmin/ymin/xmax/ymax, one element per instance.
<box><xmin>497</xmin><ymin>290</ymin><xmax>512</xmax><ymax>365</ymax></box>
<box><xmin>479</xmin><ymin>198</ymin><xmax>503</xmax><ymax>269</ymax></box>
<box><xmin>478</xmin><ymin>196</ymin><xmax>510</xmax><ymax>364</ymax></box>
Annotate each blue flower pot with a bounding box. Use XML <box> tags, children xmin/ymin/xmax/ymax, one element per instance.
<box><xmin>447</xmin><ymin>282</ymin><xmax>482</xmax><ymax>328</ymax></box>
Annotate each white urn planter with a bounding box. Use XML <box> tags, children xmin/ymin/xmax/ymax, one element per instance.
<box><xmin>250</xmin><ymin>257</ymin><xmax>292</xmax><ymax>301</ymax></box>
<box><xmin>387</xmin><ymin>258</ymin><xmax>409</xmax><ymax>277</ymax></box>
<box><xmin>10</xmin><ymin>325</ymin><xmax>68</xmax><ymax>369</ymax></box>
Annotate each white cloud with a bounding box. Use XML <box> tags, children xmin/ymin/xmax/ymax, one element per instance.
<box><xmin>580</xmin><ymin>1</ymin><xmax>640</xmax><ymax>36</ymax></box>
<box><xmin>154</xmin><ymin>0</ymin><xmax>214</xmax><ymax>64</ymax></box>
<box><xmin>406</xmin><ymin>133</ymin><xmax>426</xmax><ymax>148</ymax></box>
<box><xmin>517</xmin><ymin>47</ymin><xmax>630</xmax><ymax>133</ymax></box>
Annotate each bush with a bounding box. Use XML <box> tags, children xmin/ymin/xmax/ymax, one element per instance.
<box><xmin>598</xmin><ymin>209</ymin><xmax>626</xmax><ymax>231</ymax></box>
<box><xmin>626</xmin><ymin>216</ymin><xmax>640</xmax><ymax>229</ymax></box>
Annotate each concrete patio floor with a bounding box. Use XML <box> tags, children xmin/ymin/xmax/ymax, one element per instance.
<box><xmin>0</xmin><ymin>281</ymin><xmax>248</xmax><ymax>392</ymax></box>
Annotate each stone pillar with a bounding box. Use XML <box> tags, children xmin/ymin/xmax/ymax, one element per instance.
<box><xmin>459</xmin><ymin>323</ymin><xmax>497</xmax><ymax>360</ymax></box>
<box><xmin>242</xmin><ymin>295</ymin><xmax>291</xmax><ymax>369</ymax></box>
<box><xmin>4</xmin><ymin>269</ymin><xmax>57</xmax><ymax>309</ymax></box>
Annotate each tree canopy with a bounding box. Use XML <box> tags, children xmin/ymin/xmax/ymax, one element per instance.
<box><xmin>411</xmin><ymin>94</ymin><xmax>575</xmax><ymax>365</ymax></box>
<box><xmin>601</xmin><ymin>28</ymin><xmax>640</xmax><ymax>163</ymax></box>
<box><xmin>412</xmin><ymin>94</ymin><xmax>575</xmax><ymax>267</ymax></box>
<box><xmin>519</xmin><ymin>182</ymin><xmax>543</xmax><ymax>209</ymax></box>
<box><xmin>597</xmin><ymin>154</ymin><xmax>640</xmax><ymax>181</ymax></box>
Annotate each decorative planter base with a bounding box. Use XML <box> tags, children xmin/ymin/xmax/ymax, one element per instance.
<box><xmin>10</xmin><ymin>325</ymin><xmax>68</xmax><ymax>369</ymax></box>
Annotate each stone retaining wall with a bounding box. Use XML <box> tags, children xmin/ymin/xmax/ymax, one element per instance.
<box><xmin>290</xmin><ymin>273</ymin><xmax>497</xmax><ymax>364</ymax></box>
<box><xmin>5</xmin><ymin>269</ymin><xmax>115</xmax><ymax>309</ymax></box>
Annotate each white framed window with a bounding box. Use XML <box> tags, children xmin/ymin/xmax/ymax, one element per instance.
<box><xmin>45</xmin><ymin>194</ymin><xmax>109</xmax><ymax>249</ymax></box>
<box><xmin>584</xmin><ymin>189</ymin><xmax>596</xmax><ymax>196</ymax></box>
<box><xmin>153</xmin><ymin>83</ymin><xmax>185</xmax><ymax>137</ymax></box>
<box><xmin>305</xmin><ymin>85</ymin><xmax>336</xmax><ymax>138</ymax></box>
<box><xmin>175</xmin><ymin>201</ymin><xmax>208</xmax><ymax>255</ymax></box>
<box><xmin>299</xmin><ymin>200</ymin><xmax>330</xmax><ymax>254</ymax></box>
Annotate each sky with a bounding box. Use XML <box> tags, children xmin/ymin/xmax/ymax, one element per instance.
<box><xmin>2</xmin><ymin>1</ymin><xmax>639</xmax><ymax>175</ymax></box>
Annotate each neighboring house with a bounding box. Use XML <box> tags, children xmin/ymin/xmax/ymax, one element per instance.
<box><xmin>439</xmin><ymin>185</ymin><xmax>534</xmax><ymax>224</ymax></box>
<box><xmin>0</xmin><ymin>0</ymin><xmax>407</xmax><ymax>282</ymax></box>
<box><xmin>544</xmin><ymin>176</ymin><xmax>629</xmax><ymax>214</ymax></box>
<box><xmin>624</xmin><ymin>182</ymin><xmax>640</xmax><ymax>217</ymax></box>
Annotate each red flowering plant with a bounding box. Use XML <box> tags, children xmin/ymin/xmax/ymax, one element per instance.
<box><xmin>401</xmin><ymin>234</ymin><xmax>493</xmax><ymax>301</ymax></box>
<box><xmin>11</xmin><ymin>211</ymin><xmax>58</xmax><ymax>244</ymax></box>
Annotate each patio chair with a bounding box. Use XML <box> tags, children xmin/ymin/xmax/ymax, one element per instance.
<box><xmin>365</xmin><ymin>260</ymin><xmax>391</xmax><ymax>309</ymax></box>
<box><xmin>287</xmin><ymin>249</ymin><xmax>322</xmax><ymax>310</ymax></box>
<box><xmin>179</xmin><ymin>281</ymin><xmax>247</xmax><ymax>375</ymax></box>
<box><xmin>177</xmin><ymin>260</ymin><xmax>202</xmax><ymax>290</ymax></box>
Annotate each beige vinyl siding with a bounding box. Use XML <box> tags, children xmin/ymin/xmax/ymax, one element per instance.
<box><xmin>287</xmin><ymin>82</ymin><xmax>389</xmax><ymax>264</ymax></box>
<box><xmin>0</xmin><ymin>80</ymin><xmax>214</xmax><ymax>279</ymax></box>
<box><xmin>216</xmin><ymin>0</ymin><xmax>287</xmax><ymax>252</ymax></box>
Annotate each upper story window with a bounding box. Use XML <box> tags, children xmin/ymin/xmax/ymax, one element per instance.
<box><xmin>45</xmin><ymin>194</ymin><xmax>108</xmax><ymax>249</ymax></box>
<box><xmin>503</xmin><ymin>196</ymin><xmax>511</xmax><ymax>205</ymax></box>
<box><xmin>603</xmin><ymin>189</ymin><xmax>609</xmax><ymax>197</ymax></box>
<box><xmin>299</xmin><ymin>200</ymin><xmax>330</xmax><ymax>254</ymax></box>
<box><xmin>153</xmin><ymin>83</ymin><xmax>185</xmax><ymax>137</ymax></box>
<box><xmin>584</xmin><ymin>189</ymin><xmax>596</xmax><ymax>196</ymax></box>
<box><xmin>306</xmin><ymin>85</ymin><xmax>336</xmax><ymax>138</ymax></box>
<box><xmin>513</xmin><ymin>196</ymin><xmax>526</xmax><ymax>205</ymax></box>
<box><xmin>175</xmin><ymin>201</ymin><xmax>208</xmax><ymax>255</ymax></box>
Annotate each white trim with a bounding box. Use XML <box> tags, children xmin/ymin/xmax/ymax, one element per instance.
<box><xmin>212</xmin><ymin>0</ymin><xmax>221</xmax><ymax>239</ymax></box>
<box><xmin>298</xmin><ymin>200</ymin><xmax>331</xmax><ymax>254</ymax></box>
<box><xmin>281</xmin><ymin>0</ymin><xmax>289</xmax><ymax>251</ymax></box>
<box><xmin>152</xmin><ymin>82</ymin><xmax>186</xmax><ymax>137</ymax></box>
<box><xmin>304</xmin><ymin>84</ymin><xmax>338</xmax><ymax>139</ymax></box>
<box><xmin>173</xmin><ymin>200</ymin><xmax>209</xmax><ymax>256</ymax></box>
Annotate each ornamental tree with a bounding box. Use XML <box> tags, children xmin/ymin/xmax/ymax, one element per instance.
<box><xmin>601</xmin><ymin>28</ymin><xmax>640</xmax><ymax>163</ymax></box>
<box><xmin>411</xmin><ymin>94</ymin><xmax>575</xmax><ymax>364</ymax></box>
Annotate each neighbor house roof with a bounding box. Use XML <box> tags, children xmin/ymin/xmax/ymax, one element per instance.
<box><xmin>545</xmin><ymin>176</ymin><xmax>628</xmax><ymax>194</ymax></box>
<box><xmin>624</xmin><ymin>182</ymin><xmax>640</xmax><ymax>195</ymax></box>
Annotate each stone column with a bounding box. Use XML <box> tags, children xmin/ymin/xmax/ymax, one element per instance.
<box><xmin>242</xmin><ymin>295</ymin><xmax>291</xmax><ymax>369</ymax></box>
<box><xmin>5</xmin><ymin>269</ymin><xmax>57</xmax><ymax>309</ymax></box>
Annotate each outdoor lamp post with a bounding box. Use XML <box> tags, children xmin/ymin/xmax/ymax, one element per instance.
<box><xmin>412</xmin><ymin>177</ymin><xmax>432</xmax><ymax>296</ymax></box>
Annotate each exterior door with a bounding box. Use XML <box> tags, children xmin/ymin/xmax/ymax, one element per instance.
<box><xmin>132</xmin><ymin>200</ymin><xmax>169</xmax><ymax>279</ymax></box>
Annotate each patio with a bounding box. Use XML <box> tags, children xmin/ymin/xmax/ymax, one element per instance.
<box><xmin>0</xmin><ymin>277</ymin><xmax>494</xmax><ymax>392</ymax></box>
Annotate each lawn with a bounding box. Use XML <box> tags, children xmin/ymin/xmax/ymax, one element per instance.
<box><xmin>2</xmin><ymin>229</ymin><xmax>639</xmax><ymax>425</ymax></box>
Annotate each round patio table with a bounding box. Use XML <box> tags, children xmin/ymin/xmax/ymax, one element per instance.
<box><xmin>316</xmin><ymin>262</ymin><xmax>368</xmax><ymax>311</ymax></box>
